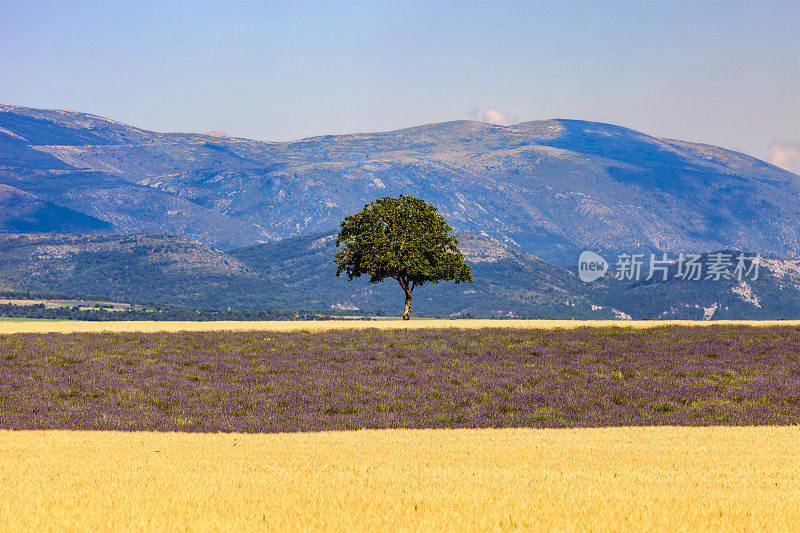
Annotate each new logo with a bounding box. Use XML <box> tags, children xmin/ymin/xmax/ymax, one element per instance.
<box><xmin>577</xmin><ymin>251</ymin><xmax>608</xmax><ymax>283</ymax></box>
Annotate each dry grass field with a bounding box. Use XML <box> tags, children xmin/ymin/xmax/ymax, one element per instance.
<box><xmin>0</xmin><ymin>426</ymin><xmax>798</xmax><ymax>531</ymax></box>
<box><xmin>2</xmin><ymin>318</ymin><xmax>800</xmax><ymax>334</ymax></box>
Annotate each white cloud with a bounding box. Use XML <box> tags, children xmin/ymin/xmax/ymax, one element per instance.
<box><xmin>769</xmin><ymin>139</ymin><xmax>800</xmax><ymax>174</ymax></box>
<box><xmin>482</xmin><ymin>108</ymin><xmax>507</xmax><ymax>125</ymax></box>
<box><xmin>468</xmin><ymin>107</ymin><xmax>509</xmax><ymax>126</ymax></box>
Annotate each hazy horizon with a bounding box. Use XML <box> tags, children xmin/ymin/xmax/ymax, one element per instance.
<box><xmin>1</xmin><ymin>0</ymin><xmax>798</xmax><ymax>168</ymax></box>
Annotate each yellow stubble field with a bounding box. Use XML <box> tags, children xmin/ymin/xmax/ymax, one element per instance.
<box><xmin>2</xmin><ymin>318</ymin><xmax>800</xmax><ymax>334</ymax></box>
<box><xmin>1</xmin><ymin>426</ymin><xmax>799</xmax><ymax>531</ymax></box>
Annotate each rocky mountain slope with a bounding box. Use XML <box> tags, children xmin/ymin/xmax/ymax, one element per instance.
<box><xmin>230</xmin><ymin>232</ymin><xmax>612</xmax><ymax>318</ymax></box>
<box><xmin>0</xmin><ymin>232</ymin><xmax>613</xmax><ymax>317</ymax></box>
<box><xmin>232</xmin><ymin>234</ymin><xmax>800</xmax><ymax>320</ymax></box>
<box><xmin>594</xmin><ymin>253</ymin><xmax>800</xmax><ymax>320</ymax></box>
<box><xmin>0</xmin><ymin>184</ymin><xmax>112</xmax><ymax>233</ymax></box>
<box><xmin>1</xmin><ymin>232</ymin><xmax>800</xmax><ymax>319</ymax></box>
<box><xmin>3</xmin><ymin>104</ymin><xmax>799</xmax><ymax>262</ymax></box>
<box><xmin>0</xmin><ymin>234</ymin><xmax>271</xmax><ymax>309</ymax></box>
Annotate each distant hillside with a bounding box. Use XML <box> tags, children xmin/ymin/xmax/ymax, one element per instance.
<box><xmin>0</xmin><ymin>234</ymin><xmax>273</xmax><ymax>309</ymax></box>
<box><xmin>594</xmin><ymin>253</ymin><xmax>800</xmax><ymax>320</ymax></box>
<box><xmin>0</xmin><ymin>106</ymin><xmax>271</xmax><ymax>249</ymax></box>
<box><xmin>230</xmin><ymin>232</ymin><xmax>614</xmax><ymax>318</ymax></box>
<box><xmin>0</xmin><ymin>184</ymin><xmax>112</xmax><ymax>233</ymax></box>
<box><xmin>232</xmin><ymin>233</ymin><xmax>800</xmax><ymax>319</ymax></box>
<box><xmin>1</xmin><ymin>232</ymin><xmax>800</xmax><ymax>318</ymax></box>
<box><xmin>0</xmin><ymin>232</ymin><xmax>614</xmax><ymax>318</ymax></box>
<box><xmin>3</xmin><ymin>104</ymin><xmax>799</xmax><ymax>261</ymax></box>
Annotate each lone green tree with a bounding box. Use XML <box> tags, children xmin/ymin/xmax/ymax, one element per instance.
<box><xmin>335</xmin><ymin>196</ymin><xmax>473</xmax><ymax>320</ymax></box>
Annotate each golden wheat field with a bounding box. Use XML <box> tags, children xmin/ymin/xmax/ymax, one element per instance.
<box><xmin>2</xmin><ymin>318</ymin><xmax>800</xmax><ymax>335</ymax></box>
<box><xmin>1</xmin><ymin>427</ymin><xmax>798</xmax><ymax>532</ymax></box>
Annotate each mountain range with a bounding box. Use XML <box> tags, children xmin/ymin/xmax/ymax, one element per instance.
<box><xmin>2</xmin><ymin>103</ymin><xmax>800</xmax><ymax>319</ymax></box>
<box><xmin>3</xmin><ymin>104</ymin><xmax>799</xmax><ymax>263</ymax></box>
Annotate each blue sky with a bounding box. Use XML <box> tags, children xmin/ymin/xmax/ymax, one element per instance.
<box><xmin>1</xmin><ymin>0</ymin><xmax>798</xmax><ymax>162</ymax></box>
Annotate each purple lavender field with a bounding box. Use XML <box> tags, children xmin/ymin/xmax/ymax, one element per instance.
<box><xmin>1</xmin><ymin>326</ymin><xmax>799</xmax><ymax>432</ymax></box>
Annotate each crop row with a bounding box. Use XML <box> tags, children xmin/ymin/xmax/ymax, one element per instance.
<box><xmin>0</xmin><ymin>326</ymin><xmax>799</xmax><ymax>432</ymax></box>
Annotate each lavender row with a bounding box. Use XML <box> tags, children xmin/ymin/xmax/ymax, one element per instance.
<box><xmin>0</xmin><ymin>326</ymin><xmax>799</xmax><ymax>432</ymax></box>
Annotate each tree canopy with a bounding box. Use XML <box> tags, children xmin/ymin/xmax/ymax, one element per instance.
<box><xmin>334</xmin><ymin>195</ymin><xmax>472</xmax><ymax>319</ymax></box>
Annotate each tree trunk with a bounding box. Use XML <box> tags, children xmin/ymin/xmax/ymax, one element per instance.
<box><xmin>402</xmin><ymin>292</ymin><xmax>412</xmax><ymax>320</ymax></box>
